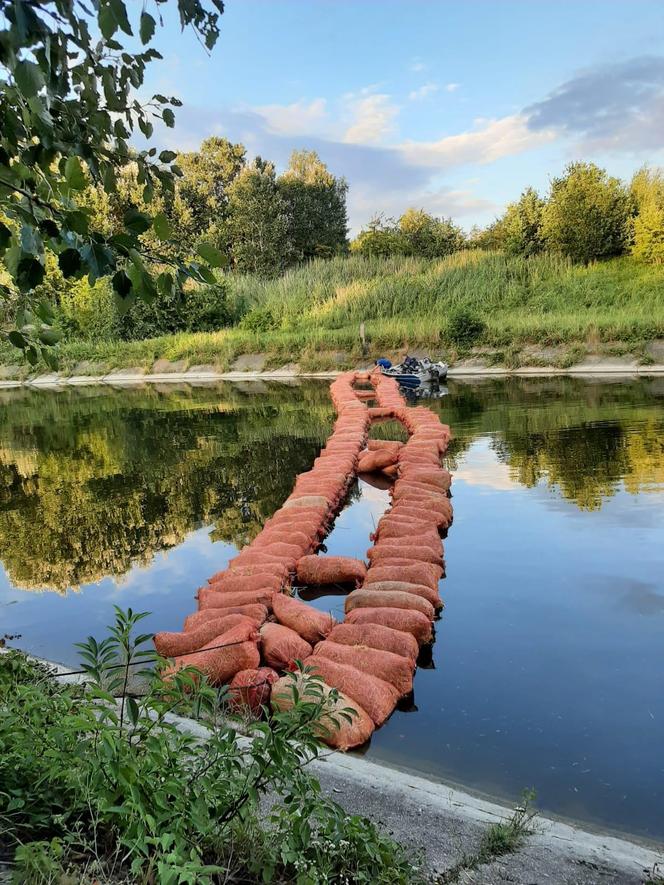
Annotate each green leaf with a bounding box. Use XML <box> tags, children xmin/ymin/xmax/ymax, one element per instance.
<box><xmin>126</xmin><ymin>697</ymin><xmax>139</xmax><ymax>725</ymax></box>
<box><xmin>63</xmin><ymin>211</ymin><xmax>89</xmax><ymax>235</ymax></box>
<box><xmin>197</xmin><ymin>242</ymin><xmax>227</xmax><ymax>268</ymax></box>
<box><xmin>64</xmin><ymin>156</ymin><xmax>87</xmax><ymax>191</ymax></box>
<box><xmin>152</xmin><ymin>212</ymin><xmax>171</xmax><ymax>240</ymax></box>
<box><xmin>109</xmin><ymin>0</ymin><xmax>132</xmax><ymax>35</ymax></box>
<box><xmin>58</xmin><ymin>248</ymin><xmax>82</xmax><ymax>277</ymax></box>
<box><xmin>123</xmin><ymin>208</ymin><xmax>152</xmax><ymax>235</ymax></box>
<box><xmin>140</xmin><ymin>12</ymin><xmax>156</xmax><ymax>44</ymax></box>
<box><xmin>38</xmin><ymin>218</ymin><xmax>59</xmax><ymax>239</ymax></box>
<box><xmin>98</xmin><ymin>4</ymin><xmax>118</xmax><ymax>39</ymax></box>
<box><xmin>158</xmin><ymin>150</ymin><xmax>177</xmax><ymax>164</ymax></box>
<box><xmin>14</xmin><ymin>60</ymin><xmax>44</xmax><ymax>98</ymax></box>
<box><xmin>112</xmin><ymin>269</ymin><xmax>132</xmax><ymax>298</ymax></box>
<box><xmin>35</xmin><ymin>300</ymin><xmax>56</xmax><ymax>324</ymax></box>
<box><xmin>38</xmin><ymin>328</ymin><xmax>62</xmax><ymax>345</ymax></box>
<box><xmin>162</xmin><ymin>108</ymin><xmax>175</xmax><ymax>128</ymax></box>
<box><xmin>81</xmin><ymin>242</ymin><xmax>115</xmax><ymax>283</ymax></box>
<box><xmin>8</xmin><ymin>331</ymin><xmax>27</xmax><ymax>349</ymax></box>
<box><xmin>138</xmin><ymin>117</ymin><xmax>154</xmax><ymax>139</ymax></box>
<box><xmin>157</xmin><ymin>271</ymin><xmax>173</xmax><ymax>296</ymax></box>
<box><xmin>15</xmin><ymin>256</ymin><xmax>45</xmax><ymax>292</ymax></box>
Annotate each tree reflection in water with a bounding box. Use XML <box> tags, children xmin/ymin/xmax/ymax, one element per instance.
<box><xmin>0</xmin><ymin>376</ymin><xmax>662</xmax><ymax>593</ymax></box>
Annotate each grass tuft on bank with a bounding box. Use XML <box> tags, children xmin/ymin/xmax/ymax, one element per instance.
<box><xmin>2</xmin><ymin>251</ymin><xmax>664</xmax><ymax>375</ymax></box>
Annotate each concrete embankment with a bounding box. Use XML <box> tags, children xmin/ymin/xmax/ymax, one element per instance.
<box><xmin>2</xmin><ymin>358</ymin><xmax>664</xmax><ymax>389</ymax></box>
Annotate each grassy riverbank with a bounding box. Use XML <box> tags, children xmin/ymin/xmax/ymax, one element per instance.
<box><xmin>3</xmin><ymin>251</ymin><xmax>664</xmax><ymax>376</ymax></box>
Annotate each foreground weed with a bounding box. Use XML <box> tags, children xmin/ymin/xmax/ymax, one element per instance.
<box><xmin>439</xmin><ymin>789</ymin><xmax>537</xmax><ymax>883</ymax></box>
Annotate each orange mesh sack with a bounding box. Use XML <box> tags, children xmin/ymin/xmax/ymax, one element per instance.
<box><xmin>367</xmin><ymin>440</ymin><xmax>403</xmax><ymax>453</ymax></box>
<box><xmin>362</xmin><ymin>579</ymin><xmax>442</xmax><ymax>610</ymax></box>
<box><xmin>313</xmin><ymin>640</ymin><xmax>414</xmax><ymax>695</ymax></box>
<box><xmin>271</xmin><ymin>673</ymin><xmax>374</xmax><ymax>750</ymax></box>
<box><xmin>345</xmin><ymin>587</ymin><xmax>435</xmax><ymax>621</ymax></box>
<box><xmin>155</xmin><ymin>613</ymin><xmax>257</xmax><ymax>657</ymax></box>
<box><xmin>228</xmin><ymin>667</ymin><xmax>279</xmax><ymax>715</ymax></box>
<box><xmin>183</xmin><ymin>604</ymin><xmax>268</xmax><ymax>632</ymax></box>
<box><xmin>365</xmin><ymin>562</ymin><xmax>441</xmax><ymax>590</ymax></box>
<box><xmin>272</xmin><ymin>593</ymin><xmax>335</xmax><ymax>645</ymax></box>
<box><xmin>163</xmin><ymin>623</ymin><xmax>260</xmax><ymax>686</ymax></box>
<box><xmin>327</xmin><ymin>622</ymin><xmax>418</xmax><ymax>662</ymax></box>
<box><xmin>207</xmin><ymin>573</ymin><xmax>283</xmax><ymax>593</ymax></box>
<box><xmin>301</xmin><ymin>656</ymin><xmax>398</xmax><ymax>726</ymax></box>
<box><xmin>345</xmin><ymin>606</ymin><xmax>433</xmax><ymax>644</ymax></box>
<box><xmin>296</xmin><ymin>555</ymin><xmax>367</xmax><ymax>586</ymax></box>
<box><xmin>357</xmin><ymin>450</ymin><xmax>398</xmax><ymax>473</ymax></box>
<box><xmin>198</xmin><ymin>587</ymin><xmax>274</xmax><ymax>610</ymax></box>
<box><xmin>367</xmin><ymin>544</ymin><xmax>443</xmax><ymax>566</ymax></box>
<box><xmin>259</xmin><ymin>622</ymin><xmax>312</xmax><ymax>670</ymax></box>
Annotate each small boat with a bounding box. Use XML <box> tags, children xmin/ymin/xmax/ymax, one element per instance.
<box><xmin>377</xmin><ymin>356</ymin><xmax>448</xmax><ymax>388</ymax></box>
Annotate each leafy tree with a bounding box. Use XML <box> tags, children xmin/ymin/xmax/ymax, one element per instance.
<box><xmin>174</xmin><ymin>136</ymin><xmax>246</xmax><ymax>252</ymax></box>
<box><xmin>541</xmin><ymin>162</ymin><xmax>630</xmax><ymax>263</ymax></box>
<box><xmin>278</xmin><ymin>150</ymin><xmax>348</xmax><ymax>260</ymax></box>
<box><xmin>351</xmin><ymin>210</ymin><xmax>463</xmax><ymax>258</ymax></box>
<box><xmin>499</xmin><ymin>187</ymin><xmax>545</xmax><ymax>256</ymax></box>
<box><xmin>350</xmin><ymin>215</ymin><xmax>403</xmax><ymax>258</ymax></box>
<box><xmin>630</xmin><ymin>166</ymin><xmax>664</xmax><ymax>265</ymax></box>
<box><xmin>0</xmin><ymin>0</ymin><xmax>225</xmax><ymax>366</ymax></box>
<box><xmin>397</xmin><ymin>208</ymin><xmax>464</xmax><ymax>257</ymax></box>
<box><xmin>226</xmin><ymin>159</ymin><xmax>291</xmax><ymax>276</ymax></box>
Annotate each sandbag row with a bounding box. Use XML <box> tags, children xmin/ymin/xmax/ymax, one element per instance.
<box><xmin>154</xmin><ymin>372</ymin><xmax>372</xmax><ymax>715</ymax></box>
<box><xmin>293</xmin><ymin>370</ymin><xmax>455</xmax><ymax>747</ymax></box>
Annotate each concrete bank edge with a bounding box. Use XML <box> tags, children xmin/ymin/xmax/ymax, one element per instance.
<box><xmin>2</xmin><ymin>648</ymin><xmax>661</xmax><ymax>878</ymax></box>
<box><xmin>2</xmin><ymin>362</ymin><xmax>664</xmax><ymax>389</ymax></box>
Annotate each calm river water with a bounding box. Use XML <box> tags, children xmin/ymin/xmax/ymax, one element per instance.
<box><xmin>1</xmin><ymin>376</ymin><xmax>662</xmax><ymax>839</ymax></box>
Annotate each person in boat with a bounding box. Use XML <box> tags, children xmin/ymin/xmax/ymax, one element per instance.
<box><xmin>375</xmin><ymin>358</ymin><xmax>392</xmax><ymax>369</ymax></box>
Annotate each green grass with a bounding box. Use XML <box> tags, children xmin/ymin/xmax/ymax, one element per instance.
<box><xmin>439</xmin><ymin>789</ymin><xmax>537</xmax><ymax>883</ymax></box>
<box><xmin>3</xmin><ymin>251</ymin><xmax>664</xmax><ymax>374</ymax></box>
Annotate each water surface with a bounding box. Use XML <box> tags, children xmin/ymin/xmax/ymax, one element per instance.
<box><xmin>1</xmin><ymin>376</ymin><xmax>662</xmax><ymax>839</ymax></box>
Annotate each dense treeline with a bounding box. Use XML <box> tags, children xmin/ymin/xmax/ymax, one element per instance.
<box><xmin>27</xmin><ymin>150</ymin><xmax>664</xmax><ymax>346</ymax></box>
<box><xmin>353</xmin><ymin>162</ymin><xmax>664</xmax><ymax>266</ymax></box>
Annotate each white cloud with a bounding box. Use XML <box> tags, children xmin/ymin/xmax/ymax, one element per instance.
<box><xmin>399</xmin><ymin>114</ymin><xmax>556</xmax><ymax>168</ymax></box>
<box><xmin>410</xmin><ymin>58</ymin><xmax>426</xmax><ymax>72</ymax></box>
<box><xmin>408</xmin><ymin>82</ymin><xmax>439</xmax><ymax>101</ymax></box>
<box><xmin>445</xmin><ymin>83</ymin><xmax>460</xmax><ymax>93</ymax></box>
<box><xmin>343</xmin><ymin>91</ymin><xmax>400</xmax><ymax>144</ymax></box>
<box><xmin>250</xmin><ymin>98</ymin><xmax>328</xmax><ymax>136</ymax></box>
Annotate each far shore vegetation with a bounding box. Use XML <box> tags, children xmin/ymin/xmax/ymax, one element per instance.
<box><xmin>3</xmin><ymin>144</ymin><xmax>664</xmax><ymax>376</ymax></box>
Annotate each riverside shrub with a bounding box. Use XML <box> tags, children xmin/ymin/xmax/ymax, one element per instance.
<box><xmin>0</xmin><ymin>610</ymin><xmax>422</xmax><ymax>883</ymax></box>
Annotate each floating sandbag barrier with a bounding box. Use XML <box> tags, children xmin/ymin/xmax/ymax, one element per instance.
<box><xmin>155</xmin><ymin>369</ymin><xmax>453</xmax><ymax>748</ymax></box>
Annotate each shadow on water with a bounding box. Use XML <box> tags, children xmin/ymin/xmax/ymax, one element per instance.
<box><xmin>0</xmin><ymin>375</ymin><xmax>663</xmax><ymax>839</ymax></box>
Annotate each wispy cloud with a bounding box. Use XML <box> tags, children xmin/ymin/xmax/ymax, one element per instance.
<box><xmin>399</xmin><ymin>114</ymin><xmax>556</xmax><ymax>168</ymax></box>
<box><xmin>410</xmin><ymin>57</ymin><xmax>426</xmax><ymax>73</ymax></box>
<box><xmin>343</xmin><ymin>90</ymin><xmax>400</xmax><ymax>144</ymax></box>
<box><xmin>445</xmin><ymin>82</ymin><xmax>460</xmax><ymax>93</ymax></box>
<box><xmin>408</xmin><ymin>82</ymin><xmax>439</xmax><ymax>101</ymax></box>
<box><xmin>251</xmin><ymin>97</ymin><xmax>328</xmax><ymax>136</ymax></box>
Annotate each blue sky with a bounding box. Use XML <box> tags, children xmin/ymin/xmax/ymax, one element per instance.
<box><xmin>142</xmin><ymin>0</ymin><xmax>664</xmax><ymax>232</ymax></box>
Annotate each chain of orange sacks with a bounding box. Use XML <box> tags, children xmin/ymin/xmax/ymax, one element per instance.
<box><xmin>153</xmin><ymin>370</ymin><xmax>453</xmax><ymax>750</ymax></box>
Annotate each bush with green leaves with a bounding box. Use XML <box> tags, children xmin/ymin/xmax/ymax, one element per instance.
<box><xmin>445</xmin><ymin>307</ymin><xmax>487</xmax><ymax>347</ymax></box>
<box><xmin>240</xmin><ymin>305</ymin><xmax>279</xmax><ymax>333</ymax></box>
<box><xmin>0</xmin><ymin>607</ymin><xmax>423</xmax><ymax>884</ymax></box>
<box><xmin>541</xmin><ymin>162</ymin><xmax>631</xmax><ymax>264</ymax></box>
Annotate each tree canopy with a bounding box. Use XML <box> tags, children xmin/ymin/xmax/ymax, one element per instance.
<box><xmin>0</xmin><ymin>0</ymin><xmax>226</xmax><ymax>366</ymax></box>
